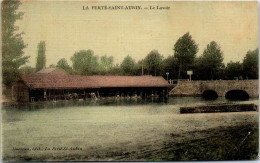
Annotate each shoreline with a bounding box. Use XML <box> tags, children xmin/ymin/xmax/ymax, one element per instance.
<box><xmin>3</xmin><ymin>122</ymin><xmax>258</xmax><ymax>162</ymax></box>
<box><xmin>142</xmin><ymin>123</ymin><xmax>259</xmax><ymax>161</ymax></box>
<box><xmin>2</xmin><ymin>98</ymin><xmax>259</xmax><ymax>162</ymax></box>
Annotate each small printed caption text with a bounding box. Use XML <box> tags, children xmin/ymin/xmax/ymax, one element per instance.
<box><xmin>13</xmin><ymin>147</ymin><xmax>82</xmax><ymax>151</ymax></box>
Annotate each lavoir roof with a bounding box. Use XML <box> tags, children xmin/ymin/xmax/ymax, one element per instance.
<box><xmin>19</xmin><ymin>74</ymin><xmax>170</xmax><ymax>89</ymax></box>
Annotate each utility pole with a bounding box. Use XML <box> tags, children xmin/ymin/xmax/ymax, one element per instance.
<box><xmin>142</xmin><ymin>63</ymin><xmax>144</xmax><ymax>76</ymax></box>
<box><xmin>166</xmin><ymin>72</ymin><xmax>169</xmax><ymax>83</ymax></box>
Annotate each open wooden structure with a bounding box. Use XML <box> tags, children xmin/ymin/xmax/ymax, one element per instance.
<box><xmin>12</xmin><ymin>74</ymin><xmax>170</xmax><ymax>102</ymax></box>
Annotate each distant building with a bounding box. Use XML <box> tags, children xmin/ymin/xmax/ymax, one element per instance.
<box><xmin>36</xmin><ymin>68</ymin><xmax>67</xmax><ymax>75</ymax></box>
<box><xmin>12</xmin><ymin>74</ymin><xmax>170</xmax><ymax>102</ymax></box>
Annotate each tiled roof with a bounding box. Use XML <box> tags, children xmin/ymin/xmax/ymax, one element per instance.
<box><xmin>87</xmin><ymin>76</ymin><xmax>169</xmax><ymax>88</ymax></box>
<box><xmin>19</xmin><ymin>74</ymin><xmax>170</xmax><ymax>89</ymax></box>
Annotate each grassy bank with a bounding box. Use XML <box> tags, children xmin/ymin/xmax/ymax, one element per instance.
<box><xmin>180</xmin><ymin>104</ymin><xmax>258</xmax><ymax>113</ymax></box>
<box><xmin>145</xmin><ymin>124</ymin><xmax>258</xmax><ymax>161</ymax></box>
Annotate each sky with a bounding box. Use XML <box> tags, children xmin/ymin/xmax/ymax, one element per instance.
<box><xmin>16</xmin><ymin>1</ymin><xmax>258</xmax><ymax>67</ymax></box>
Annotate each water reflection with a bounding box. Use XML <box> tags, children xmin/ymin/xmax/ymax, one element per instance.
<box><xmin>1</xmin><ymin>96</ymin><xmax>258</xmax><ymax>161</ymax></box>
<box><xmin>2</xmin><ymin>97</ymin><xmax>258</xmax><ymax>111</ymax></box>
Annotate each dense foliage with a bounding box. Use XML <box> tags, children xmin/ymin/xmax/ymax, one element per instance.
<box><xmin>19</xmin><ymin>66</ymin><xmax>35</xmax><ymax>74</ymax></box>
<box><xmin>173</xmin><ymin>33</ymin><xmax>198</xmax><ymax>79</ymax></box>
<box><xmin>196</xmin><ymin>41</ymin><xmax>224</xmax><ymax>80</ymax></box>
<box><xmin>56</xmin><ymin>58</ymin><xmax>73</xmax><ymax>74</ymax></box>
<box><xmin>70</xmin><ymin>50</ymin><xmax>99</xmax><ymax>75</ymax></box>
<box><xmin>35</xmin><ymin>41</ymin><xmax>46</xmax><ymax>72</ymax></box>
<box><xmin>2</xmin><ymin>0</ymin><xmax>29</xmax><ymax>87</ymax></box>
<box><xmin>225</xmin><ymin>62</ymin><xmax>243</xmax><ymax>80</ymax></box>
<box><xmin>242</xmin><ymin>49</ymin><xmax>258</xmax><ymax>79</ymax></box>
<box><xmin>143</xmin><ymin>50</ymin><xmax>163</xmax><ymax>76</ymax></box>
<box><xmin>21</xmin><ymin>43</ymin><xmax>258</xmax><ymax>81</ymax></box>
<box><xmin>120</xmin><ymin>55</ymin><xmax>137</xmax><ymax>75</ymax></box>
<box><xmin>100</xmin><ymin>55</ymin><xmax>114</xmax><ymax>71</ymax></box>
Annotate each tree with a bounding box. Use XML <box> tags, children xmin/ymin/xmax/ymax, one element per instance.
<box><xmin>19</xmin><ymin>66</ymin><xmax>35</xmax><ymax>74</ymax></box>
<box><xmin>242</xmin><ymin>48</ymin><xmax>258</xmax><ymax>79</ymax></box>
<box><xmin>193</xmin><ymin>57</ymin><xmax>208</xmax><ymax>80</ymax></box>
<box><xmin>56</xmin><ymin>58</ymin><xmax>73</xmax><ymax>74</ymax></box>
<box><xmin>143</xmin><ymin>50</ymin><xmax>163</xmax><ymax>76</ymax></box>
<box><xmin>135</xmin><ymin>59</ymin><xmax>144</xmax><ymax>76</ymax></box>
<box><xmin>173</xmin><ymin>33</ymin><xmax>198</xmax><ymax>79</ymax></box>
<box><xmin>120</xmin><ymin>55</ymin><xmax>136</xmax><ymax>75</ymax></box>
<box><xmin>225</xmin><ymin>61</ymin><xmax>243</xmax><ymax>80</ymax></box>
<box><xmin>107</xmin><ymin>64</ymin><xmax>123</xmax><ymax>75</ymax></box>
<box><xmin>2</xmin><ymin>0</ymin><xmax>29</xmax><ymax>87</ymax></box>
<box><xmin>35</xmin><ymin>41</ymin><xmax>46</xmax><ymax>72</ymax></box>
<box><xmin>161</xmin><ymin>55</ymin><xmax>179</xmax><ymax>80</ymax></box>
<box><xmin>49</xmin><ymin>64</ymin><xmax>56</xmax><ymax>68</ymax></box>
<box><xmin>70</xmin><ymin>50</ymin><xmax>99</xmax><ymax>75</ymax></box>
<box><xmin>198</xmin><ymin>41</ymin><xmax>224</xmax><ymax>80</ymax></box>
<box><xmin>100</xmin><ymin>55</ymin><xmax>114</xmax><ymax>71</ymax></box>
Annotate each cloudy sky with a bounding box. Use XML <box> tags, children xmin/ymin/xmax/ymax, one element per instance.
<box><xmin>16</xmin><ymin>1</ymin><xmax>258</xmax><ymax>67</ymax></box>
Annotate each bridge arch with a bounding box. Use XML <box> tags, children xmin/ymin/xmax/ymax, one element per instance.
<box><xmin>202</xmin><ymin>90</ymin><xmax>218</xmax><ymax>100</ymax></box>
<box><xmin>225</xmin><ymin>90</ymin><xmax>249</xmax><ymax>100</ymax></box>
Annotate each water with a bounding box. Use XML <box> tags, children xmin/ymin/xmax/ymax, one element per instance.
<box><xmin>1</xmin><ymin>97</ymin><xmax>259</xmax><ymax>161</ymax></box>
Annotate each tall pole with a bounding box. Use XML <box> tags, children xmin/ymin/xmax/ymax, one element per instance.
<box><xmin>142</xmin><ymin>63</ymin><xmax>144</xmax><ymax>76</ymax></box>
<box><xmin>166</xmin><ymin>72</ymin><xmax>169</xmax><ymax>83</ymax></box>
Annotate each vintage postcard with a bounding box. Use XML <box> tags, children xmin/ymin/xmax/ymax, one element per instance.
<box><xmin>1</xmin><ymin>0</ymin><xmax>259</xmax><ymax>161</ymax></box>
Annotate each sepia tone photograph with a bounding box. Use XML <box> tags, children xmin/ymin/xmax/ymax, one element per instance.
<box><xmin>1</xmin><ymin>0</ymin><xmax>259</xmax><ymax>161</ymax></box>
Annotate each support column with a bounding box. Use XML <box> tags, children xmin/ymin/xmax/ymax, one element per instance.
<box><xmin>44</xmin><ymin>89</ymin><xmax>47</xmax><ymax>101</ymax></box>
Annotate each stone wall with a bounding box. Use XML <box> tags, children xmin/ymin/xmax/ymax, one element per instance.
<box><xmin>169</xmin><ymin>80</ymin><xmax>259</xmax><ymax>98</ymax></box>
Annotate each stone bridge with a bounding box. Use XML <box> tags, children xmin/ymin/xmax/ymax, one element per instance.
<box><xmin>169</xmin><ymin>80</ymin><xmax>258</xmax><ymax>98</ymax></box>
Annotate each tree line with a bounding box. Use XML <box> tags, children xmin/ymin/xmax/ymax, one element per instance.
<box><xmin>21</xmin><ymin>36</ymin><xmax>258</xmax><ymax>81</ymax></box>
<box><xmin>2</xmin><ymin>0</ymin><xmax>258</xmax><ymax>88</ymax></box>
<box><xmin>21</xmin><ymin>33</ymin><xmax>258</xmax><ymax>82</ymax></box>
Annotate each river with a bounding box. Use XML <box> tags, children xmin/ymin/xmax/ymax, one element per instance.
<box><xmin>1</xmin><ymin>97</ymin><xmax>259</xmax><ymax>161</ymax></box>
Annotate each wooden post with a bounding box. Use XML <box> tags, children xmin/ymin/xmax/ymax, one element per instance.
<box><xmin>163</xmin><ymin>89</ymin><xmax>164</xmax><ymax>97</ymax></box>
<box><xmin>64</xmin><ymin>90</ymin><xmax>66</xmax><ymax>100</ymax></box>
<box><xmin>44</xmin><ymin>90</ymin><xmax>47</xmax><ymax>101</ymax></box>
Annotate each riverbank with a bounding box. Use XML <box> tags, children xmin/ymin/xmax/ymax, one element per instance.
<box><xmin>143</xmin><ymin>123</ymin><xmax>258</xmax><ymax>161</ymax></box>
<box><xmin>106</xmin><ymin>123</ymin><xmax>259</xmax><ymax>161</ymax></box>
<box><xmin>2</xmin><ymin>97</ymin><xmax>259</xmax><ymax>161</ymax></box>
<box><xmin>2</xmin><ymin>110</ymin><xmax>258</xmax><ymax>161</ymax></box>
<box><xmin>180</xmin><ymin>103</ymin><xmax>258</xmax><ymax>113</ymax></box>
<box><xmin>3</xmin><ymin>122</ymin><xmax>258</xmax><ymax>161</ymax></box>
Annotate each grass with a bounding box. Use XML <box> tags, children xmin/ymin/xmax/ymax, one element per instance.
<box><xmin>145</xmin><ymin>124</ymin><xmax>259</xmax><ymax>161</ymax></box>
